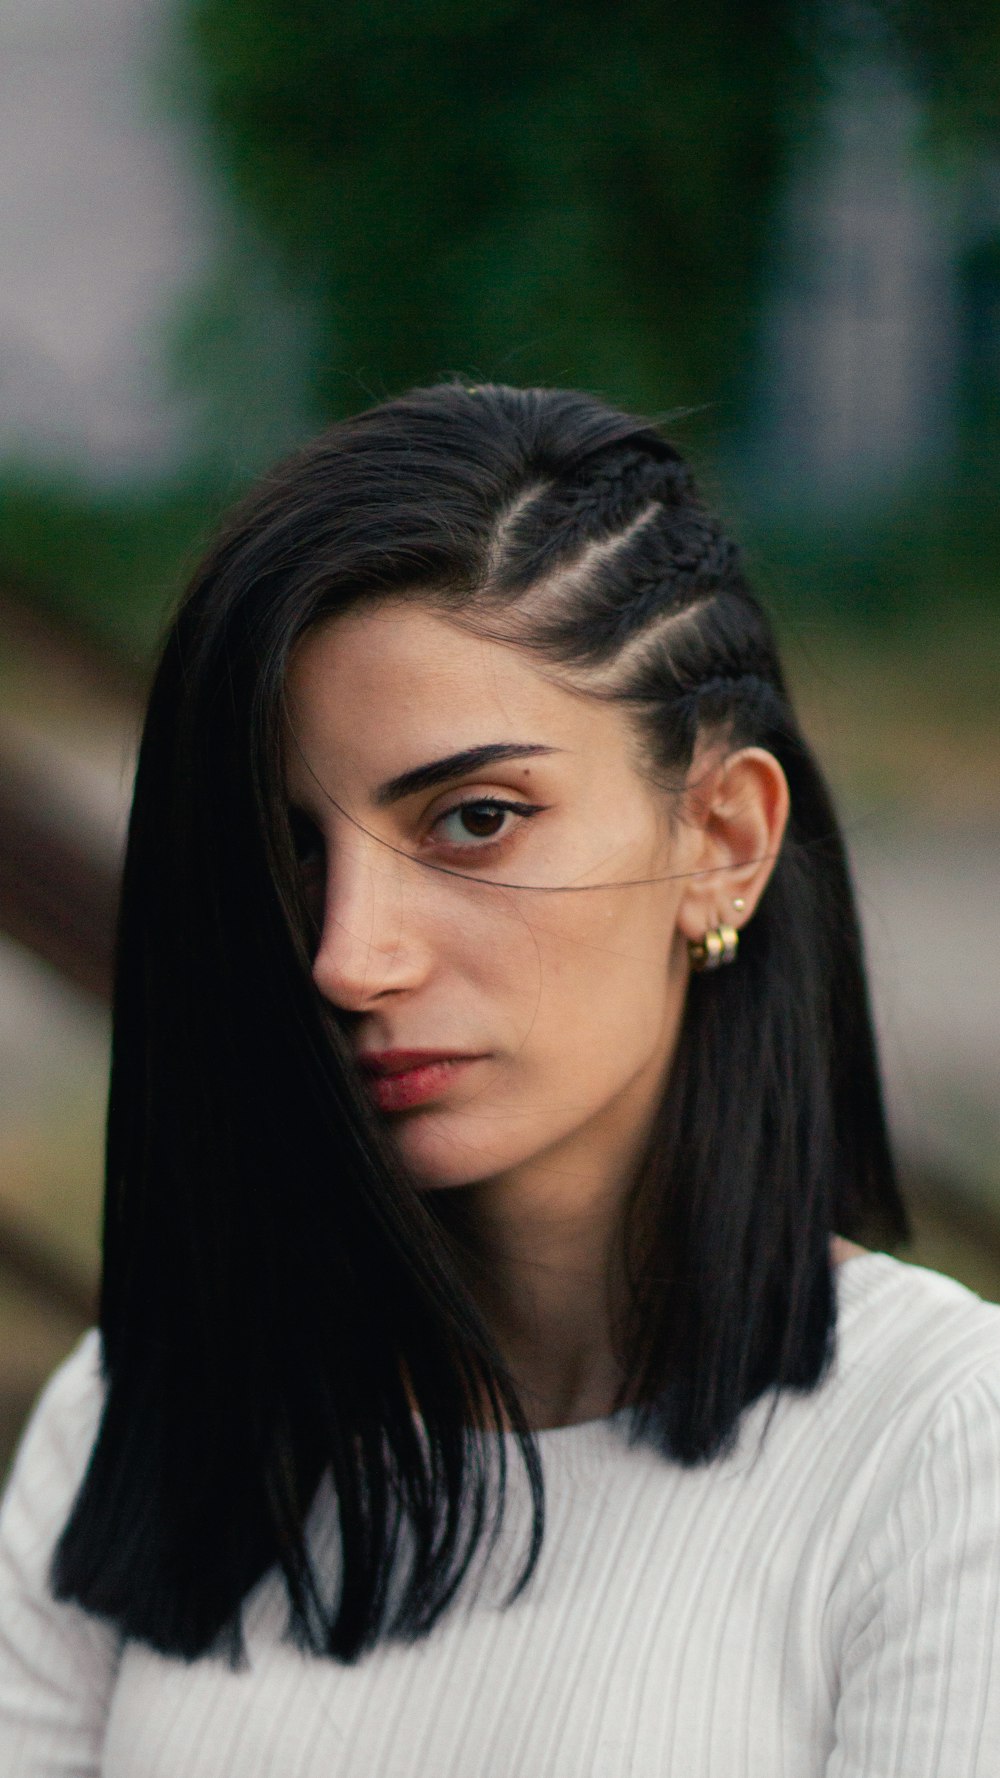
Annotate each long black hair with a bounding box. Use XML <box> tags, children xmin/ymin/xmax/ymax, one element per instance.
<box><xmin>52</xmin><ymin>382</ymin><xmax>907</xmax><ymax>1663</ymax></box>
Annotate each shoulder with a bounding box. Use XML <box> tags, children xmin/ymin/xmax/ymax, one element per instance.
<box><xmin>833</xmin><ymin>1249</ymin><xmax>1000</xmax><ymax>1416</ymax></box>
<box><xmin>814</xmin><ymin>1258</ymin><xmax>1000</xmax><ymax>1767</ymax></box>
<box><xmin>1</xmin><ymin>1329</ymin><xmax>106</xmax><ymax>1536</ymax></box>
<box><xmin>813</xmin><ymin>1252</ymin><xmax>1000</xmax><ymax>1550</ymax></box>
<box><xmin>29</xmin><ymin>1326</ymin><xmax>105</xmax><ymax>1431</ymax></box>
<box><xmin>17</xmin><ymin>1327</ymin><xmax>106</xmax><ymax>1459</ymax></box>
<box><xmin>748</xmin><ymin>1253</ymin><xmax>1000</xmax><ymax>1528</ymax></box>
<box><xmin>0</xmin><ymin>1334</ymin><xmax>121</xmax><ymax>1769</ymax></box>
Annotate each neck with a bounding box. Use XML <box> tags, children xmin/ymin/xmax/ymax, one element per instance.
<box><xmin>439</xmin><ymin>1158</ymin><xmax>868</xmax><ymax>1432</ymax></box>
<box><xmin>437</xmin><ymin>1043</ymin><xmax>676</xmax><ymax>1430</ymax></box>
<box><xmin>444</xmin><ymin>1138</ymin><xmax>639</xmax><ymax>1431</ymax></box>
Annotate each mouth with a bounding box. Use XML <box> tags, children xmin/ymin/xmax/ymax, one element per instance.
<box><xmin>356</xmin><ymin>1050</ymin><xmax>485</xmax><ymax>1113</ymax></box>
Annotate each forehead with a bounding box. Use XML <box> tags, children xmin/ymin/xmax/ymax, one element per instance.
<box><xmin>283</xmin><ymin>602</ymin><xmax>628</xmax><ymax>784</ymax></box>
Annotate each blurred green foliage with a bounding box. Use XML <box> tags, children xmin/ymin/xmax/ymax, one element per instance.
<box><xmin>183</xmin><ymin>0</ymin><xmax>813</xmax><ymax>422</ymax></box>
<box><xmin>885</xmin><ymin>1</ymin><xmax>1000</xmax><ymax>143</ymax></box>
<box><xmin>0</xmin><ymin>472</ymin><xmax>219</xmax><ymax>659</ymax></box>
<box><xmin>182</xmin><ymin>0</ymin><xmax>1000</xmax><ymax>416</ymax></box>
<box><xmin>2</xmin><ymin>0</ymin><xmax>999</xmax><ymax>657</ymax></box>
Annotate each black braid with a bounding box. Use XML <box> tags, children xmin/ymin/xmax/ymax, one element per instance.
<box><xmin>492</xmin><ymin>441</ymin><xmax>695</xmax><ymax>586</ymax></box>
<box><xmin>682</xmin><ymin>671</ymin><xmax>777</xmax><ymax>707</ymax></box>
<box><xmin>571</xmin><ymin>445</ymin><xmax>693</xmax><ymax>533</ymax></box>
<box><xmin>518</xmin><ymin>511</ymin><xmax>750</xmax><ymax>668</ymax></box>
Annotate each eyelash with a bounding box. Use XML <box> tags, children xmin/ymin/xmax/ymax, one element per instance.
<box><xmin>430</xmin><ymin>797</ymin><xmax>546</xmax><ymax>853</ymax></box>
<box><xmin>289</xmin><ymin>797</ymin><xmax>545</xmax><ymax>875</ymax></box>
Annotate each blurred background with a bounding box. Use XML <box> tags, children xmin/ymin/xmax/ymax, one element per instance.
<box><xmin>1</xmin><ymin>0</ymin><xmax>998</xmax><ymax>1473</ymax></box>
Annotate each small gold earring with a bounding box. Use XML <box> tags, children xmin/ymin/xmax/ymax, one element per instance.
<box><xmin>718</xmin><ymin>924</ymin><xmax>739</xmax><ymax>963</ymax></box>
<box><xmin>689</xmin><ymin>923</ymin><xmax>740</xmax><ymax>971</ymax></box>
<box><xmin>733</xmin><ymin>897</ymin><xmax>746</xmax><ymax>913</ymax></box>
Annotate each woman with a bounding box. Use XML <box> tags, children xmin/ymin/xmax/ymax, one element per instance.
<box><xmin>1</xmin><ymin>382</ymin><xmax>998</xmax><ymax>1776</ymax></box>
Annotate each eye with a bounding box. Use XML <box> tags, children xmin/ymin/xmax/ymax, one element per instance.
<box><xmin>431</xmin><ymin>797</ymin><xmax>545</xmax><ymax>850</ymax></box>
<box><xmin>289</xmin><ymin>809</ymin><xmax>325</xmax><ymax>876</ymax></box>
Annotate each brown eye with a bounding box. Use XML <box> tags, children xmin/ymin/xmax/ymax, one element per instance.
<box><xmin>433</xmin><ymin>797</ymin><xmax>545</xmax><ymax>851</ymax></box>
<box><xmin>458</xmin><ymin>802</ymin><xmax>507</xmax><ymax>838</ymax></box>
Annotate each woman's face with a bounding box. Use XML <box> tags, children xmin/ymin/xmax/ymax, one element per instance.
<box><xmin>283</xmin><ymin>602</ymin><xmax>705</xmax><ymax>1195</ymax></box>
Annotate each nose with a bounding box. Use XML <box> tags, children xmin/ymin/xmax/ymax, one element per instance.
<box><xmin>310</xmin><ymin>827</ymin><xmax>431</xmax><ymax>1012</ymax></box>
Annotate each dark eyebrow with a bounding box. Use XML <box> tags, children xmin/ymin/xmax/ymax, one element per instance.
<box><xmin>374</xmin><ymin>743</ymin><xmax>560</xmax><ymax>808</ymax></box>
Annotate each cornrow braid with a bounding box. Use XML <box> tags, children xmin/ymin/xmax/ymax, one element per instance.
<box><xmin>486</xmin><ymin>441</ymin><xmax>695</xmax><ymax>590</ymax></box>
<box><xmin>677</xmin><ymin>670</ymin><xmax>783</xmax><ymax>712</ymax></box>
<box><xmin>477</xmin><ymin>463</ymin><xmax>753</xmax><ymax>704</ymax></box>
<box><xmin>564</xmin><ymin>443</ymin><xmax>694</xmax><ymax>531</ymax></box>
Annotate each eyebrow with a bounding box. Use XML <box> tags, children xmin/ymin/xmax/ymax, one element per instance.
<box><xmin>374</xmin><ymin>743</ymin><xmax>560</xmax><ymax>808</ymax></box>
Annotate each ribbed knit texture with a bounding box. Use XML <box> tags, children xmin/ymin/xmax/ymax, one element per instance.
<box><xmin>2</xmin><ymin>1251</ymin><xmax>1000</xmax><ymax>1776</ymax></box>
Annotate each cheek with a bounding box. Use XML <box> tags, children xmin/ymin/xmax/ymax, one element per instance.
<box><xmin>461</xmin><ymin>886</ymin><xmax>684</xmax><ymax>1101</ymax></box>
<box><xmin>528</xmin><ymin>890</ymin><xmax>681</xmax><ymax>1032</ymax></box>
<box><xmin>382</xmin><ymin>889</ymin><xmax>683</xmax><ymax>1187</ymax></box>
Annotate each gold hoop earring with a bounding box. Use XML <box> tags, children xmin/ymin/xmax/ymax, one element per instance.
<box><xmin>689</xmin><ymin>923</ymin><xmax>740</xmax><ymax>971</ymax></box>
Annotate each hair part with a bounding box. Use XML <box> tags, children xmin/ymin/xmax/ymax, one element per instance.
<box><xmin>52</xmin><ymin>380</ymin><xmax>907</xmax><ymax>1663</ymax></box>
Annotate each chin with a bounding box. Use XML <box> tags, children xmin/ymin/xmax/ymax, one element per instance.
<box><xmin>387</xmin><ymin>1110</ymin><xmax>540</xmax><ymax>1192</ymax></box>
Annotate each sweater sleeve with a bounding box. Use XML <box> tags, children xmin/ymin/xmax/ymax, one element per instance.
<box><xmin>0</xmin><ymin>1330</ymin><xmax>122</xmax><ymax>1777</ymax></box>
<box><xmin>826</xmin><ymin>1364</ymin><xmax>1000</xmax><ymax>1778</ymax></box>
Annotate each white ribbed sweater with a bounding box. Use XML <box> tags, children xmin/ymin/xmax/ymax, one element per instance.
<box><xmin>2</xmin><ymin>1251</ymin><xmax>1000</xmax><ymax>1777</ymax></box>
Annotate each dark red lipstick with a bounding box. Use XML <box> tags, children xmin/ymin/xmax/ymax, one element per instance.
<box><xmin>356</xmin><ymin>1049</ymin><xmax>484</xmax><ymax>1112</ymax></box>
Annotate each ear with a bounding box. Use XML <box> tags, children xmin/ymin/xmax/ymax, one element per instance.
<box><xmin>674</xmin><ymin>745</ymin><xmax>790</xmax><ymax>946</ymax></box>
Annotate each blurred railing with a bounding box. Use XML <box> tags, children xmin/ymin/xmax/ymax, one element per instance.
<box><xmin>0</xmin><ymin>763</ymin><xmax>105</xmax><ymax>1311</ymax></box>
<box><xmin>0</xmin><ymin>588</ymin><xmax>136</xmax><ymax>1327</ymax></box>
<box><xmin>0</xmin><ymin>743</ymin><xmax>117</xmax><ymax>1006</ymax></box>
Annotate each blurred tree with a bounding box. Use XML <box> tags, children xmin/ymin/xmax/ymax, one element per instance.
<box><xmin>887</xmin><ymin>1</ymin><xmax>1000</xmax><ymax>142</ymax></box>
<box><xmin>4</xmin><ymin>1</ymin><xmax>999</xmax><ymax>651</ymax></box>
<box><xmin>184</xmin><ymin>0</ymin><xmax>816</xmax><ymax>425</ymax></box>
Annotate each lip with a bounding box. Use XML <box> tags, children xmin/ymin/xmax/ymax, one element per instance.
<box><xmin>356</xmin><ymin>1050</ymin><xmax>483</xmax><ymax>1113</ymax></box>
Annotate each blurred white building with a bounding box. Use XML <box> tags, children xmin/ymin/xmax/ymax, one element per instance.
<box><xmin>0</xmin><ymin>0</ymin><xmax>213</xmax><ymax>481</ymax></box>
<box><xmin>752</xmin><ymin>54</ymin><xmax>961</xmax><ymax>505</ymax></box>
